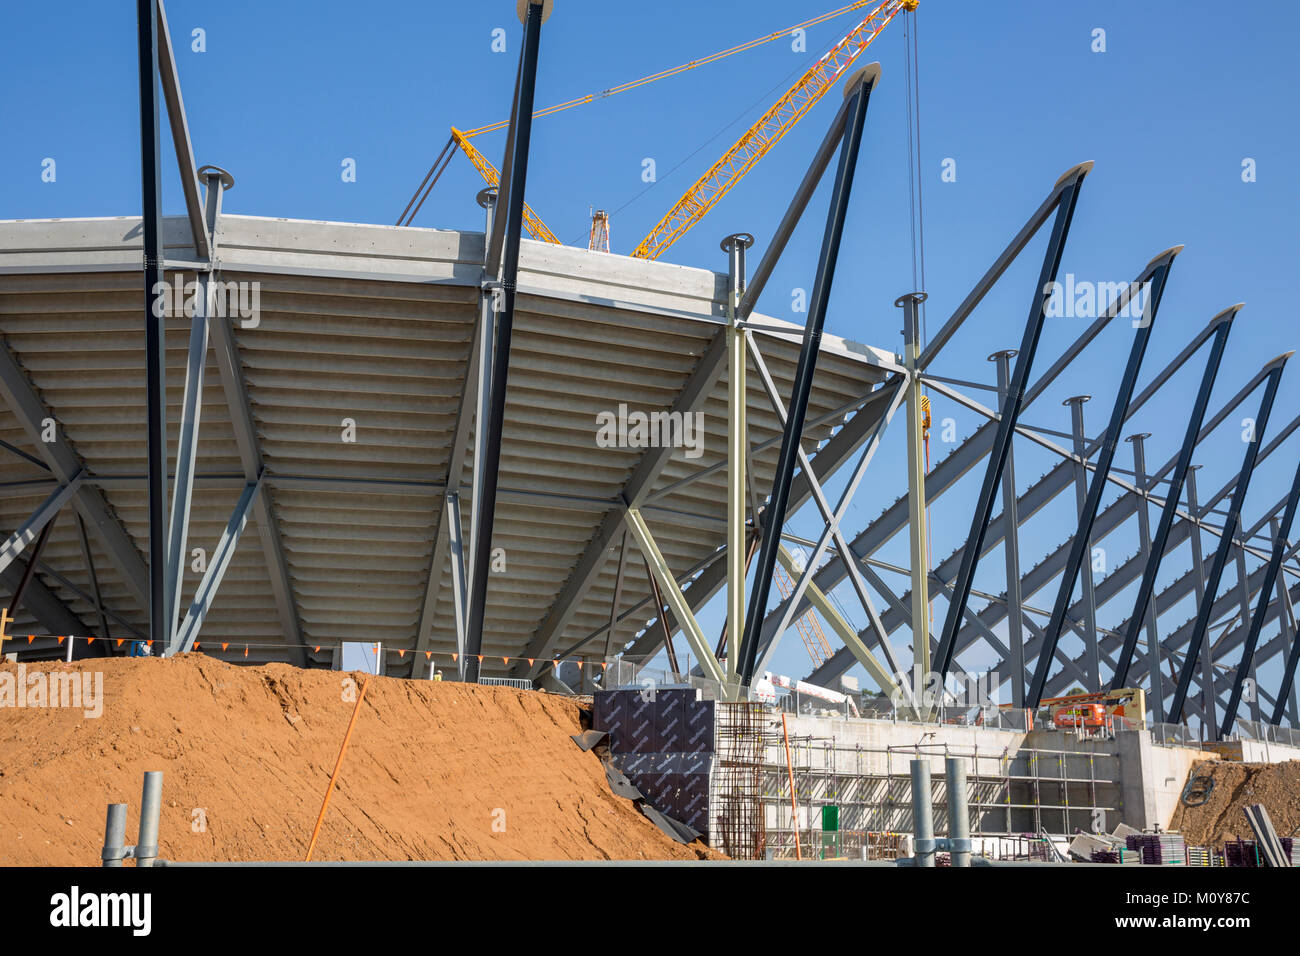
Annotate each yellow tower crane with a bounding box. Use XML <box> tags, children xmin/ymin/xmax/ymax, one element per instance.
<box><xmin>428</xmin><ymin>0</ymin><xmax>916</xmax><ymax>253</ymax></box>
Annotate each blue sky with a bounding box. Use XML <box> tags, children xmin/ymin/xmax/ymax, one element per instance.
<box><xmin>3</xmin><ymin>1</ymin><xmax>1298</xmax><ymax>722</ymax></box>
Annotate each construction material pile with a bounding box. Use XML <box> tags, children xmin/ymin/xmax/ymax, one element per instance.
<box><xmin>1169</xmin><ymin>759</ymin><xmax>1300</xmax><ymax>848</ymax></box>
<box><xmin>0</xmin><ymin>655</ymin><xmax>717</xmax><ymax>864</ymax></box>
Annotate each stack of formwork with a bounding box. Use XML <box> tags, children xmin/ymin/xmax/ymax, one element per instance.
<box><xmin>593</xmin><ymin>688</ymin><xmax>715</xmax><ymax>836</ymax></box>
<box><xmin>1127</xmin><ymin>833</ymin><xmax>1186</xmax><ymax>865</ymax></box>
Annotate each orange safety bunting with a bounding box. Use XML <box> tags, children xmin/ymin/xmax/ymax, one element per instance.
<box><xmin>116</xmin><ymin>639</ymin><xmax>124</xmax><ymax>647</ymax></box>
<box><xmin>147</xmin><ymin>640</ymin><xmax>153</xmax><ymax>648</ymax></box>
<box><xmin>527</xmin><ymin>658</ymin><xmax>534</xmax><ymax>666</ymax></box>
<box><xmin>28</xmin><ymin>635</ymin><xmax>35</xmax><ymax>644</ymax></box>
<box><xmin>577</xmin><ymin>661</ymin><xmax>583</xmax><ymax>670</ymax></box>
<box><xmin>398</xmin><ymin>649</ymin><xmax>406</xmax><ymax>658</ymax></box>
<box><xmin>221</xmin><ymin>642</ymin><xmax>229</xmax><ymax>652</ymax></box>
<box><xmin>502</xmin><ymin>656</ymin><xmax>508</xmax><ymax>665</ymax></box>
<box><xmin>452</xmin><ymin>653</ymin><xmax>458</xmax><ymax>662</ymax></box>
<box><xmin>57</xmin><ymin>636</ymin><xmax>65</xmax><ymax>645</ymax></box>
<box><xmin>476</xmin><ymin>655</ymin><xmax>483</xmax><ymax>663</ymax></box>
<box><xmin>244</xmin><ymin>646</ymin><xmax>248</xmax><ymax>658</ymax></box>
<box><xmin>315</xmin><ymin>646</ymin><xmax>321</xmax><ymax>653</ymax></box>
<box><xmin>425</xmin><ymin>651</ymin><xmax>432</xmax><ymax>659</ymax></box>
<box><xmin>87</xmin><ymin>637</ymin><xmax>94</xmax><ymax>645</ymax></box>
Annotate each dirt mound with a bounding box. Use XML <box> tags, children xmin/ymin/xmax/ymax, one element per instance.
<box><xmin>0</xmin><ymin>655</ymin><xmax>716</xmax><ymax>864</ymax></box>
<box><xmin>1169</xmin><ymin>760</ymin><xmax>1300</xmax><ymax>847</ymax></box>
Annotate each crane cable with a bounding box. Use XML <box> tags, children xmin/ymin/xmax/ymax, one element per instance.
<box><xmin>460</xmin><ymin>0</ymin><xmax>888</xmax><ymax>139</ymax></box>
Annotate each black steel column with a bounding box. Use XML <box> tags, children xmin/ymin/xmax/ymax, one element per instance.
<box><xmin>1111</xmin><ymin>307</ymin><xmax>1236</xmax><ymax>690</ymax></box>
<box><xmin>735</xmin><ymin>70</ymin><xmax>877</xmax><ymax>685</ymax></box>
<box><xmin>930</xmin><ymin>166</ymin><xmax>1089</xmax><ymax>684</ymax></box>
<box><xmin>1221</xmin><ymin>459</ymin><xmax>1300</xmax><ymax>736</ymax></box>
<box><xmin>1169</xmin><ymin>355</ymin><xmax>1291</xmax><ymax>722</ymax></box>
<box><xmin>463</xmin><ymin>0</ymin><xmax>545</xmax><ymax>684</ymax></box>
<box><xmin>1026</xmin><ymin>251</ymin><xmax>1177</xmax><ymax>707</ymax></box>
<box><xmin>137</xmin><ymin>0</ymin><xmax>167</xmax><ymax>651</ymax></box>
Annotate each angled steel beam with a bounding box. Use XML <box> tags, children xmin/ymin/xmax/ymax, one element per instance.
<box><xmin>737</xmin><ymin>91</ymin><xmax>854</xmax><ymax>320</ymax></box>
<box><xmin>1268</xmin><ymin>515</ymin><xmax>1300</xmax><ymax>726</ymax></box>
<box><xmin>155</xmin><ymin>0</ymin><xmax>208</xmax><ymax>260</ymax></box>
<box><xmin>1027</xmin><ymin>247</ymin><xmax>1178</xmax><ymax>706</ymax></box>
<box><xmin>208</xmin><ymin>289</ymin><xmax>306</xmax><ymax>666</ymax></box>
<box><xmin>1169</xmin><ymin>354</ymin><xmax>1292</xmax><ymax>722</ymax></box>
<box><xmin>0</xmin><ymin>475</ymin><xmax>81</xmax><ymax>577</ymax></box>
<box><xmin>931</xmin><ymin>164</ymin><xmax>1090</xmax><ymax>685</ymax></box>
<box><xmin>465</xmin><ymin>0</ymin><xmax>546</xmax><ymax>683</ymax></box>
<box><xmin>625</xmin><ymin>507</ymin><xmax>725</xmax><ymax>686</ymax></box>
<box><xmin>172</xmin><ymin>478</ymin><xmax>261</xmax><ymax>654</ymax></box>
<box><xmin>1222</xmin><ymin>459</ymin><xmax>1300</xmax><ymax>736</ymax></box>
<box><xmin>1111</xmin><ymin>305</ymin><xmax>1238</xmax><ymax>689</ymax></box>
<box><xmin>991</xmin><ymin>350</ymin><xmax>1027</xmax><ymax>705</ymax></box>
<box><xmin>1063</xmin><ymin>394</ymin><xmax>1102</xmax><ymax>691</ymax></box>
<box><xmin>737</xmin><ymin>65</ymin><xmax>879</xmax><ymax>685</ymax></box>
<box><xmin>7</xmin><ymin>512</ymin><xmax>56</xmax><ymax>619</ymax></box>
<box><xmin>604</xmin><ymin>527</ymin><xmax>630</xmax><ymax>660</ymax></box>
<box><xmin>918</xmin><ymin>161</ymin><xmax>1094</xmax><ymax>371</ymax></box>
<box><xmin>75</xmin><ymin>514</ymin><xmax>111</xmax><ymax>640</ymax></box>
<box><xmin>0</xmin><ymin>557</ymin><xmax>88</xmax><ymax>639</ymax></box>
<box><xmin>165</xmin><ymin>278</ymin><xmax>210</xmax><ymax>640</ymax></box>
<box><xmin>445</xmin><ymin>492</ymin><xmax>469</xmax><ymax>679</ymax></box>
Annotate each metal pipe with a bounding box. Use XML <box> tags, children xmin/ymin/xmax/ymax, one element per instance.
<box><xmin>946</xmin><ymin>756</ymin><xmax>970</xmax><ymax>867</ymax></box>
<box><xmin>737</xmin><ymin>68</ymin><xmax>877</xmax><ymax>684</ymax></box>
<box><xmin>1169</xmin><ymin>355</ymin><xmax>1292</xmax><ymax>722</ymax></box>
<box><xmin>1027</xmin><ymin>251</ymin><xmax>1177</xmax><ymax>707</ymax></box>
<box><xmin>931</xmin><ymin>168</ymin><xmax>1089</xmax><ymax>685</ymax></box>
<box><xmin>1222</xmin><ymin>459</ymin><xmax>1300</xmax><ymax>736</ymax></box>
<box><xmin>101</xmin><ymin>803</ymin><xmax>128</xmax><ymax>868</ymax></box>
<box><xmin>135</xmin><ymin>771</ymin><xmax>162</xmax><ymax>867</ymax></box>
<box><xmin>137</xmin><ymin>0</ymin><xmax>168</xmax><ymax>656</ymax></box>
<box><xmin>464</xmin><ymin>0</ymin><xmax>545</xmax><ymax>683</ymax></box>
<box><xmin>911</xmin><ymin>758</ymin><xmax>934</xmax><ymax>867</ymax></box>
<box><xmin>1111</xmin><ymin>307</ymin><xmax>1237</xmax><ymax>689</ymax></box>
<box><xmin>902</xmin><ymin>293</ymin><xmax>933</xmax><ymax>705</ymax></box>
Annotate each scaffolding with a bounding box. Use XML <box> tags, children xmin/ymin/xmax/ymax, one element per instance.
<box><xmin>757</xmin><ymin>734</ymin><xmax>1122</xmax><ymax>859</ymax></box>
<box><xmin>711</xmin><ymin>702</ymin><xmax>771</xmax><ymax>859</ymax></box>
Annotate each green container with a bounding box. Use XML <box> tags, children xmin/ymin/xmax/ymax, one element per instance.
<box><xmin>822</xmin><ymin>805</ymin><xmax>839</xmax><ymax>832</ymax></box>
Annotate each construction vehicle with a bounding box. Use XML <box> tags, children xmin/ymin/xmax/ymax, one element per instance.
<box><xmin>1041</xmin><ymin>688</ymin><xmax>1147</xmax><ymax>732</ymax></box>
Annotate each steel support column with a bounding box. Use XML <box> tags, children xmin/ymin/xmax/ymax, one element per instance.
<box><xmin>901</xmin><ymin>292</ymin><xmax>933</xmax><ymax>703</ymax></box>
<box><xmin>1111</xmin><ymin>305</ymin><xmax>1237</xmax><ymax>689</ymax></box>
<box><xmin>1126</xmin><ymin>432</ymin><xmax>1165</xmax><ymax>720</ymax></box>
<box><xmin>932</xmin><ymin>164</ymin><xmax>1090</xmax><ymax>685</ymax></box>
<box><xmin>723</xmin><ymin>233</ymin><xmax>752</xmax><ymax>682</ymax></box>
<box><xmin>1222</xmin><ymin>460</ymin><xmax>1300</xmax><ymax>736</ymax></box>
<box><xmin>1063</xmin><ymin>394</ymin><xmax>1101</xmax><ymax>690</ymax></box>
<box><xmin>137</xmin><ymin>0</ymin><xmax>168</xmax><ymax>652</ymax></box>
<box><xmin>465</xmin><ymin>0</ymin><xmax>546</xmax><ymax>683</ymax></box>
<box><xmin>992</xmin><ymin>350</ymin><xmax>1027</xmax><ymax>706</ymax></box>
<box><xmin>1169</xmin><ymin>354</ymin><xmax>1292</xmax><ymax>722</ymax></box>
<box><xmin>737</xmin><ymin>65</ymin><xmax>878</xmax><ymax>685</ymax></box>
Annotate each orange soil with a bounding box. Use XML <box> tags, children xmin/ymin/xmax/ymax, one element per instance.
<box><xmin>1169</xmin><ymin>759</ymin><xmax>1300</xmax><ymax>847</ymax></box>
<box><xmin>0</xmin><ymin>655</ymin><xmax>716</xmax><ymax>864</ymax></box>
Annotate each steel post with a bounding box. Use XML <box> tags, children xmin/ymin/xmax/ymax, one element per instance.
<box><xmin>1185</xmin><ymin>466</ymin><xmax>1214</xmax><ymax>727</ymax></box>
<box><xmin>137</xmin><ymin>0</ymin><xmax>168</xmax><ymax>654</ymax></box>
<box><xmin>136</xmin><ymin>771</ymin><xmax>162</xmax><ymax>867</ymax></box>
<box><xmin>1169</xmin><ymin>356</ymin><xmax>1292</xmax><ymax>723</ymax></box>
<box><xmin>1064</xmin><ymin>394</ymin><xmax>1101</xmax><ymax>691</ymax></box>
<box><xmin>102</xmin><ymin>803</ymin><xmax>128</xmax><ymax>868</ymax></box>
<box><xmin>1126</xmin><ymin>433</ymin><xmax>1165</xmax><ymax>720</ymax></box>
<box><xmin>464</xmin><ymin>1</ymin><xmax>545</xmax><ymax>683</ymax></box>
<box><xmin>902</xmin><ymin>292</ymin><xmax>933</xmax><ymax>704</ymax></box>
<box><xmin>911</xmin><ymin>758</ymin><xmax>934</xmax><ymax>867</ymax></box>
<box><xmin>946</xmin><ymin>756</ymin><xmax>970</xmax><ymax>867</ymax></box>
<box><xmin>723</xmin><ymin>233</ymin><xmax>753</xmax><ymax>684</ymax></box>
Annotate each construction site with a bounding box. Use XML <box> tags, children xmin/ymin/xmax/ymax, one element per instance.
<box><xmin>1</xmin><ymin>0</ymin><xmax>1299</xmax><ymax>878</ymax></box>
